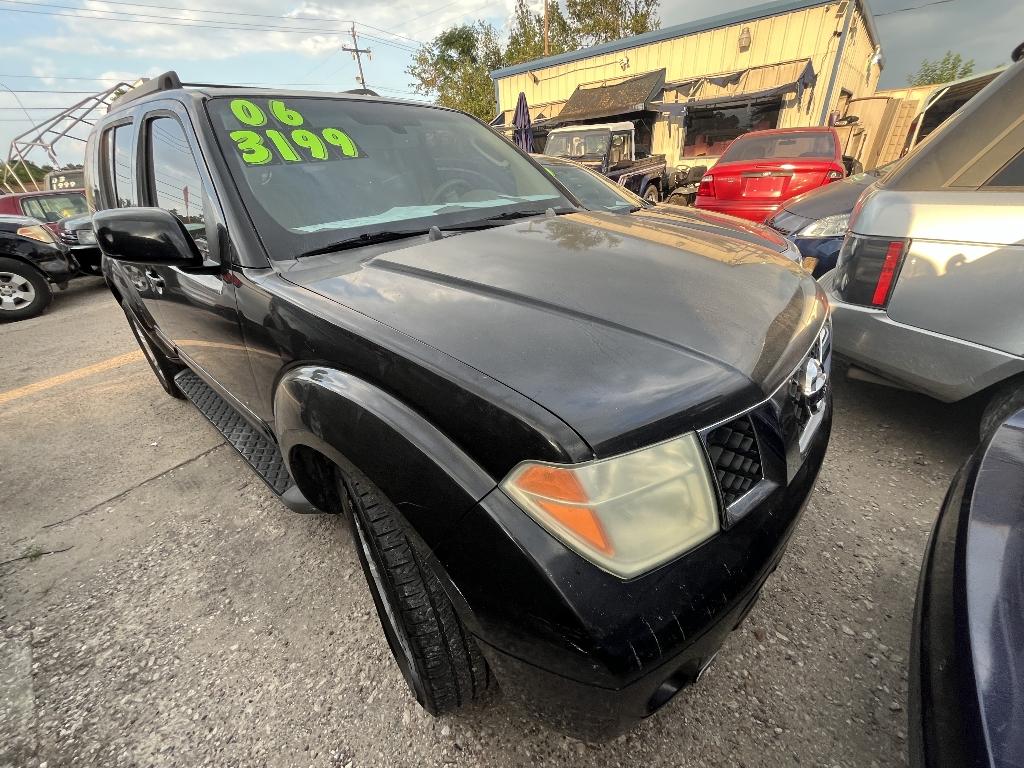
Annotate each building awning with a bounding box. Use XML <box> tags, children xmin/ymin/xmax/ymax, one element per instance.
<box><xmin>550</xmin><ymin>69</ymin><xmax>666</xmax><ymax>125</ymax></box>
<box><xmin>660</xmin><ymin>59</ymin><xmax>817</xmax><ymax>111</ymax></box>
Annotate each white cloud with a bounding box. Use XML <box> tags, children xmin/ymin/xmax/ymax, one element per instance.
<box><xmin>15</xmin><ymin>0</ymin><xmax>518</xmax><ymax>65</ymax></box>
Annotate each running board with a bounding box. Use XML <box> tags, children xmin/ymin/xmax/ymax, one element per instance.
<box><xmin>174</xmin><ymin>369</ymin><xmax>319</xmax><ymax>513</ymax></box>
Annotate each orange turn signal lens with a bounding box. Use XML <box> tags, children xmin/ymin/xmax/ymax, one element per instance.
<box><xmin>515</xmin><ymin>464</ymin><xmax>588</xmax><ymax>503</ymax></box>
<box><xmin>511</xmin><ymin>465</ymin><xmax>612</xmax><ymax>555</ymax></box>
<box><xmin>536</xmin><ymin>501</ymin><xmax>613</xmax><ymax>555</ymax></box>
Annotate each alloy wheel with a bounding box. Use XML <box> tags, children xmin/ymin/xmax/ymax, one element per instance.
<box><xmin>0</xmin><ymin>271</ymin><xmax>36</xmax><ymax>311</ymax></box>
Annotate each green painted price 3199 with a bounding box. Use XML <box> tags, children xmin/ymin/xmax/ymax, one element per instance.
<box><xmin>227</xmin><ymin>99</ymin><xmax>360</xmax><ymax>166</ymax></box>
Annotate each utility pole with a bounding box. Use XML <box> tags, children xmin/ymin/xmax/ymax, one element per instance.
<box><xmin>817</xmin><ymin>0</ymin><xmax>855</xmax><ymax>126</ymax></box>
<box><xmin>544</xmin><ymin>0</ymin><xmax>549</xmax><ymax>56</ymax></box>
<box><xmin>343</xmin><ymin>23</ymin><xmax>372</xmax><ymax>90</ymax></box>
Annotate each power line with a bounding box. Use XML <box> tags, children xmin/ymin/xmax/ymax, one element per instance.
<box><xmin>12</xmin><ymin>0</ymin><xmax>422</xmax><ymax>41</ymax></box>
<box><xmin>0</xmin><ymin>1</ymin><xmax>421</xmax><ymax>53</ymax></box>
<box><xmin>0</xmin><ymin>89</ymin><xmax>111</xmax><ymax>93</ymax></box>
<box><xmin>0</xmin><ymin>0</ymin><xmax>421</xmax><ymax>49</ymax></box>
<box><xmin>0</xmin><ymin>74</ymin><xmax>130</xmax><ymax>82</ymax></box>
<box><xmin>874</xmin><ymin>0</ymin><xmax>956</xmax><ymax>16</ymax></box>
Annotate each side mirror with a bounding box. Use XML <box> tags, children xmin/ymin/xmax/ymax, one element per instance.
<box><xmin>93</xmin><ymin>207</ymin><xmax>203</xmax><ymax>267</ymax></box>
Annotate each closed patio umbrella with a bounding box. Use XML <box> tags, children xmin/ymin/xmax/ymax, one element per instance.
<box><xmin>512</xmin><ymin>91</ymin><xmax>533</xmax><ymax>152</ymax></box>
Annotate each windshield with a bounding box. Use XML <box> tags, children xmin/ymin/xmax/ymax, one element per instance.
<box><xmin>207</xmin><ymin>96</ymin><xmax>573</xmax><ymax>259</ymax></box>
<box><xmin>539</xmin><ymin>158</ymin><xmax>642</xmax><ymax>213</ymax></box>
<box><xmin>545</xmin><ymin>130</ymin><xmax>610</xmax><ymax>160</ymax></box>
<box><xmin>20</xmin><ymin>192</ymin><xmax>87</xmax><ymax>223</ymax></box>
<box><xmin>719</xmin><ymin>131</ymin><xmax>836</xmax><ymax>163</ymax></box>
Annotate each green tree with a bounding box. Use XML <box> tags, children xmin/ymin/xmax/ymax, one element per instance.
<box><xmin>907</xmin><ymin>51</ymin><xmax>975</xmax><ymax>86</ymax></box>
<box><xmin>406</xmin><ymin>0</ymin><xmax>661</xmax><ymax>118</ymax></box>
<box><xmin>406</xmin><ymin>22</ymin><xmax>504</xmax><ymax>120</ymax></box>
<box><xmin>564</xmin><ymin>0</ymin><xmax>660</xmax><ymax>47</ymax></box>
<box><xmin>1</xmin><ymin>158</ymin><xmax>53</xmax><ymax>189</ymax></box>
<box><xmin>504</xmin><ymin>0</ymin><xmax>577</xmax><ymax>66</ymax></box>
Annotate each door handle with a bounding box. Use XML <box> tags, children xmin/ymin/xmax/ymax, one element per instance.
<box><xmin>145</xmin><ymin>269</ymin><xmax>166</xmax><ymax>293</ymax></box>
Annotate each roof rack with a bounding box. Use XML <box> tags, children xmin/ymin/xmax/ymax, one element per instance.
<box><xmin>110</xmin><ymin>72</ymin><xmax>378</xmax><ymax>110</ymax></box>
<box><xmin>109</xmin><ymin>71</ymin><xmax>182</xmax><ymax>108</ymax></box>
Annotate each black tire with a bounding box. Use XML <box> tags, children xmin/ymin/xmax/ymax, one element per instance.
<box><xmin>643</xmin><ymin>184</ymin><xmax>661</xmax><ymax>204</ymax></box>
<box><xmin>341</xmin><ymin>473</ymin><xmax>491</xmax><ymax>715</ymax></box>
<box><xmin>122</xmin><ymin>302</ymin><xmax>185</xmax><ymax>399</ymax></box>
<box><xmin>980</xmin><ymin>378</ymin><xmax>1024</xmax><ymax>440</ymax></box>
<box><xmin>0</xmin><ymin>257</ymin><xmax>52</xmax><ymax>322</ymax></box>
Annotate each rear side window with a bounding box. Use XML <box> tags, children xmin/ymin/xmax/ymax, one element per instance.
<box><xmin>719</xmin><ymin>131</ymin><xmax>836</xmax><ymax>162</ymax></box>
<box><xmin>20</xmin><ymin>193</ymin><xmax>88</xmax><ymax>223</ymax></box>
<box><xmin>104</xmin><ymin>124</ymin><xmax>136</xmax><ymax>207</ymax></box>
<box><xmin>146</xmin><ymin>117</ymin><xmax>206</xmax><ymax>236</ymax></box>
<box><xmin>986</xmin><ymin>149</ymin><xmax>1024</xmax><ymax>188</ymax></box>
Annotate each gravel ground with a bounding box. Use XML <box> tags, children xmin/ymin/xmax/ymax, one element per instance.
<box><xmin>1</xmin><ymin>279</ymin><xmax>980</xmax><ymax>767</ymax></box>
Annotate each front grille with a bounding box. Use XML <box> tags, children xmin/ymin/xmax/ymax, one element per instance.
<box><xmin>705</xmin><ymin>416</ymin><xmax>763</xmax><ymax>506</ymax></box>
<box><xmin>59</xmin><ymin>230</ymin><xmax>79</xmax><ymax>245</ymax></box>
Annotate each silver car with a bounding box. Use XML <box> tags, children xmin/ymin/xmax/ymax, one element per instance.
<box><xmin>823</xmin><ymin>50</ymin><xmax>1024</xmax><ymax>437</ymax></box>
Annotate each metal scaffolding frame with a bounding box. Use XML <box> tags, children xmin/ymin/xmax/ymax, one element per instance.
<box><xmin>1</xmin><ymin>80</ymin><xmax>136</xmax><ymax>194</ymax></box>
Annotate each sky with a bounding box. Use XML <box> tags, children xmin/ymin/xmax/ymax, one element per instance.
<box><xmin>0</xmin><ymin>0</ymin><xmax>1017</xmax><ymax>169</ymax></box>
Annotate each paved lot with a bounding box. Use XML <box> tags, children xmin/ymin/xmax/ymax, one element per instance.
<box><xmin>1</xmin><ymin>278</ymin><xmax>980</xmax><ymax>768</ymax></box>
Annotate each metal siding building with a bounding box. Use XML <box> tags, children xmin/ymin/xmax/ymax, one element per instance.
<box><xmin>490</xmin><ymin>0</ymin><xmax>882</xmax><ymax>169</ymax></box>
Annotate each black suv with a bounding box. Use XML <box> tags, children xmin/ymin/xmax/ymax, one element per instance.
<box><xmin>89</xmin><ymin>72</ymin><xmax>831</xmax><ymax>738</ymax></box>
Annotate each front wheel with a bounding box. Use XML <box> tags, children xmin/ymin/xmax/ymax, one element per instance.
<box><xmin>980</xmin><ymin>378</ymin><xmax>1024</xmax><ymax>440</ymax></box>
<box><xmin>0</xmin><ymin>257</ymin><xmax>52</xmax><ymax>322</ymax></box>
<box><xmin>643</xmin><ymin>184</ymin><xmax>661</xmax><ymax>204</ymax></box>
<box><xmin>342</xmin><ymin>473</ymin><xmax>492</xmax><ymax>715</ymax></box>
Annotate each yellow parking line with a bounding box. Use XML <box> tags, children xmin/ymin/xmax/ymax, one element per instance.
<box><xmin>0</xmin><ymin>350</ymin><xmax>143</xmax><ymax>405</ymax></box>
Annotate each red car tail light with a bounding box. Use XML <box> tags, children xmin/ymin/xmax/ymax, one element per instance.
<box><xmin>697</xmin><ymin>174</ymin><xmax>715</xmax><ymax>198</ymax></box>
<box><xmin>833</xmin><ymin>235</ymin><xmax>910</xmax><ymax>308</ymax></box>
<box><xmin>870</xmin><ymin>240</ymin><xmax>907</xmax><ymax>306</ymax></box>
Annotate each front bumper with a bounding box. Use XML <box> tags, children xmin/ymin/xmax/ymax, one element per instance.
<box><xmin>30</xmin><ymin>246</ymin><xmax>79</xmax><ymax>282</ymax></box>
<box><xmin>909</xmin><ymin>463</ymin><xmax>984</xmax><ymax>768</ymax></box>
<box><xmin>435</xmin><ymin>392</ymin><xmax>832</xmax><ymax>739</ymax></box>
<box><xmin>70</xmin><ymin>244</ymin><xmax>102</xmax><ymax>273</ymax></box>
<box><xmin>821</xmin><ymin>271</ymin><xmax>1024</xmax><ymax>401</ymax></box>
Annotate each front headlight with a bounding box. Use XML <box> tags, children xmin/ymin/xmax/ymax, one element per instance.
<box><xmin>797</xmin><ymin>213</ymin><xmax>850</xmax><ymax>238</ymax></box>
<box><xmin>501</xmin><ymin>433</ymin><xmax>720</xmax><ymax>578</ymax></box>
<box><xmin>77</xmin><ymin>228</ymin><xmax>97</xmax><ymax>245</ymax></box>
<box><xmin>16</xmin><ymin>224</ymin><xmax>57</xmax><ymax>244</ymax></box>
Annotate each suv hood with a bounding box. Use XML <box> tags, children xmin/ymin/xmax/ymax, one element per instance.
<box><xmin>285</xmin><ymin>212</ymin><xmax>826</xmax><ymax>456</ymax></box>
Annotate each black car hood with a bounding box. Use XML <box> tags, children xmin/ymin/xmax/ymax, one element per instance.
<box><xmin>60</xmin><ymin>212</ymin><xmax>93</xmax><ymax>230</ymax></box>
<box><xmin>781</xmin><ymin>171</ymin><xmax>878</xmax><ymax>219</ymax></box>
<box><xmin>285</xmin><ymin>212</ymin><xmax>827</xmax><ymax>456</ymax></box>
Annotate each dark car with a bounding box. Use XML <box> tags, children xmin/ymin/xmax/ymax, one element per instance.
<box><xmin>90</xmin><ymin>72</ymin><xmax>831</xmax><ymax>739</ymax></box>
<box><xmin>543</xmin><ymin>121</ymin><xmax>676</xmax><ymax>203</ymax></box>
<box><xmin>0</xmin><ymin>189</ymin><xmax>88</xmax><ymax>234</ymax></box>
<box><xmin>694</xmin><ymin>128</ymin><xmax>846</xmax><ymax>223</ymax></box>
<box><xmin>56</xmin><ymin>213</ymin><xmax>101</xmax><ymax>275</ymax></box>
<box><xmin>0</xmin><ymin>214</ymin><xmax>78</xmax><ymax>321</ymax></box>
<box><xmin>910</xmin><ymin>407</ymin><xmax>1024</xmax><ymax>768</ymax></box>
<box><xmin>765</xmin><ymin>163</ymin><xmax>893</xmax><ymax>277</ymax></box>
<box><xmin>535</xmin><ymin>154</ymin><xmax>802</xmax><ymax>264</ymax></box>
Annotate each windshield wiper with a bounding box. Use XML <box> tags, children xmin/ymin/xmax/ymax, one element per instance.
<box><xmin>296</xmin><ymin>229</ymin><xmax>429</xmax><ymax>258</ymax></box>
<box><xmin>443</xmin><ymin>208</ymin><xmax>575</xmax><ymax>230</ymax></box>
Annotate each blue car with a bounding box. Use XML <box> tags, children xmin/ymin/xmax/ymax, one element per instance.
<box><xmin>765</xmin><ymin>163</ymin><xmax>892</xmax><ymax>277</ymax></box>
<box><xmin>910</xmin><ymin>407</ymin><xmax>1024</xmax><ymax>768</ymax></box>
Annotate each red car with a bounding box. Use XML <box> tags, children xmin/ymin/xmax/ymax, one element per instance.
<box><xmin>694</xmin><ymin>128</ymin><xmax>845</xmax><ymax>223</ymax></box>
<box><xmin>0</xmin><ymin>189</ymin><xmax>88</xmax><ymax>233</ymax></box>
